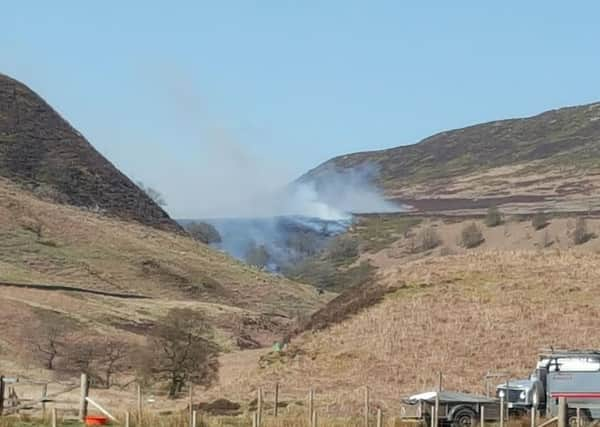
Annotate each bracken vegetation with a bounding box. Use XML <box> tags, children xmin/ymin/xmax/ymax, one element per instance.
<box><xmin>484</xmin><ymin>205</ymin><xmax>503</xmax><ymax>227</ymax></box>
<box><xmin>460</xmin><ymin>222</ymin><xmax>485</xmax><ymax>248</ymax></box>
<box><xmin>414</xmin><ymin>225</ymin><xmax>441</xmax><ymax>252</ymax></box>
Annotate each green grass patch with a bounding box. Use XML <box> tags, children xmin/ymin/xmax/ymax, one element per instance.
<box><xmin>352</xmin><ymin>214</ymin><xmax>422</xmax><ymax>253</ymax></box>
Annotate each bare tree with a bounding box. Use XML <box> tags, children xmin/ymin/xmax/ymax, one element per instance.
<box><xmin>137</xmin><ymin>181</ymin><xmax>167</xmax><ymax>207</ymax></box>
<box><xmin>26</xmin><ymin>316</ymin><xmax>75</xmax><ymax>371</ymax></box>
<box><xmin>99</xmin><ymin>339</ymin><xmax>129</xmax><ymax>388</ymax></box>
<box><xmin>31</xmin><ymin>325</ymin><xmax>65</xmax><ymax>370</ymax></box>
<box><xmin>141</xmin><ymin>308</ymin><xmax>219</xmax><ymax>398</ymax></box>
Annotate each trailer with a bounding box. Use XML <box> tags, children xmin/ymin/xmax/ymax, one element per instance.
<box><xmin>401</xmin><ymin>391</ymin><xmax>502</xmax><ymax>427</ymax></box>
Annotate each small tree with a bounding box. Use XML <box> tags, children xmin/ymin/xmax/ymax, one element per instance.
<box><xmin>573</xmin><ymin>217</ymin><xmax>593</xmax><ymax>245</ymax></box>
<box><xmin>485</xmin><ymin>205</ymin><xmax>503</xmax><ymax>227</ymax></box>
<box><xmin>460</xmin><ymin>223</ymin><xmax>485</xmax><ymax>248</ymax></box>
<box><xmin>186</xmin><ymin>221</ymin><xmax>222</xmax><ymax>244</ymax></box>
<box><xmin>141</xmin><ymin>308</ymin><xmax>219</xmax><ymax>398</ymax></box>
<box><xmin>245</xmin><ymin>242</ymin><xmax>270</xmax><ymax>268</ymax></box>
<box><xmin>31</xmin><ymin>325</ymin><xmax>65</xmax><ymax>370</ymax></box>
<box><xmin>137</xmin><ymin>181</ymin><xmax>167</xmax><ymax>206</ymax></box>
<box><xmin>96</xmin><ymin>338</ymin><xmax>130</xmax><ymax>388</ymax></box>
<box><xmin>26</xmin><ymin>315</ymin><xmax>75</xmax><ymax>370</ymax></box>
<box><xmin>416</xmin><ymin>226</ymin><xmax>441</xmax><ymax>252</ymax></box>
<box><xmin>532</xmin><ymin>212</ymin><xmax>549</xmax><ymax>230</ymax></box>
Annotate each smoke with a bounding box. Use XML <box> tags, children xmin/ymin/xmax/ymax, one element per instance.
<box><xmin>152</xmin><ymin>71</ymin><xmax>404</xmax><ymax>269</ymax></box>
<box><xmin>191</xmin><ymin>163</ymin><xmax>403</xmax><ymax>271</ymax></box>
<box><xmin>148</xmin><ymin>69</ymin><xmax>401</xmax><ymax>220</ymax></box>
<box><xmin>198</xmin><ymin>162</ymin><xmax>401</xmax><ymax>220</ymax></box>
<box><xmin>285</xmin><ymin>163</ymin><xmax>401</xmax><ymax>219</ymax></box>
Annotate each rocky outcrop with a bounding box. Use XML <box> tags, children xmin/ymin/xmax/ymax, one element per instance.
<box><xmin>0</xmin><ymin>73</ymin><xmax>182</xmax><ymax>233</ymax></box>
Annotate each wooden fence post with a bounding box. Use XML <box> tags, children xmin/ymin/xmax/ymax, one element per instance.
<box><xmin>312</xmin><ymin>410</ymin><xmax>318</xmax><ymax>427</ymax></box>
<box><xmin>257</xmin><ymin>387</ymin><xmax>263</xmax><ymax>426</ymax></box>
<box><xmin>252</xmin><ymin>412</ymin><xmax>258</xmax><ymax>427</ymax></box>
<box><xmin>51</xmin><ymin>407</ymin><xmax>57</xmax><ymax>427</ymax></box>
<box><xmin>480</xmin><ymin>405</ymin><xmax>485</xmax><ymax>427</ymax></box>
<box><xmin>308</xmin><ymin>389</ymin><xmax>314</xmax><ymax>426</ymax></box>
<box><xmin>0</xmin><ymin>376</ymin><xmax>4</xmax><ymax>416</ymax></box>
<box><xmin>137</xmin><ymin>383</ymin><xmax>143</xmax><ymax>425</ymax></box>
<box><xmin>41</xmin><ymin>383</ymin><xmax>47</xmax><ymax>418</ymax></box>
<box><xmin>377</xmin><ymin>408</ymin><xmax>383</xmax><ymax>427</ymax></box>
<box><xmin>364</xmin><ymin>386</ymin><xmax>370</xmax><ymax>427</ymax></box>
<box><xmin>79</xmin><ymin>373</ymin><xmax>89</xmax><ymax>421</ymax></box>
<box><xmin>125</xmin><ymin>411</ymin><xmax>130</xmax><ymax>427</ymax></box>
<box><xmin>434</xmin><ymin>392</ymin><xmax>440</xmax><ymax>427</ymax></box>
<box><xmin>438</xmin><ymin>372</ymin><xmax>443</xmax><ymax>392</ymax></box>
<box><xmin>558</xmin><ymin>398</ymin><xmax>567</xmax><ymax>427</ymax></box>
<box><xmin>274</xmin><ymin>382</ymin><xmax>279</xmax><ymax>417</ymax></box>
<box><xmin>192</xmin><ymin>410</ymin><xmax>197</xmax><ymax>427</ymax></box>
<box><xmin>499</xmin><ymin>394</ymin><xmax>505</xmax><ymax>427</ymax></box>
<box><xmin>189</xmin><ymin>385</ymin><xmax>194</xmax><ymax>427</ymax></box>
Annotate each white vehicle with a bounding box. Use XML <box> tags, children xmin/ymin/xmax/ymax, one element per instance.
<box><xmin>497</xmin><ymin>349</ymin><xmax>600</xmax><ymax>426</ymax></box>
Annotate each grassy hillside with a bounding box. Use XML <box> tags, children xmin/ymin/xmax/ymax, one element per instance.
<box><xmin>0</xmin><ymin>176</ymin><xmax>330</xmax><ymax>370</ymax></box>
<box><xmin>209</xmin><ymin>249</ymin><xmax>600</xmax><ymax>413</ymax></box>
<box><xmin>301</xmin><ymin>102</ymin><xmax>600</xmax><ymax>213</ymax></box>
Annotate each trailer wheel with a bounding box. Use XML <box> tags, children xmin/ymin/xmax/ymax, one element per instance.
<box><xmin>568</xmin><ymin>410</ymin><xmax>591</xmax><ymax>427</ymax></box>
<box><xmin>452</xmin><ymin>408</ymin><xmax>477</xmax><ymax>427</ymax></box>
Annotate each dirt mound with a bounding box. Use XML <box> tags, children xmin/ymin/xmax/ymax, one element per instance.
<box><xmin>0</xmin><ymin>73</ymin><xmax>180</xmax><ymax>233</ymax></box>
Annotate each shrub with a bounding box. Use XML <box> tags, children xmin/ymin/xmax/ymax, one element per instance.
<box><xmin>185</xmin><ymin>221</ymin><xmax>222</xmax><ymax>244</ymax></box>
<box><xmin>460</xmin><ymin>223</ymin><xmax>485</xmax><ymax>248</ymax></box>
<box><xmin>327</xmin><ymin>236</ymin><xmax>359</xmax><ymax>262</ymax></box>
<box><xmin>573</xmin><ymin>217</ymin><xmax>593</xmax><ymax>245</ymax></box>
<box><xmin>531</xmin><ymin>212</ymin><xmax>549</xmax><ymax>230</ymax></box>
<box><xmin>485</xmin><ymin>205</ymin><xmax>503</xmax><ymax>227</ymax></box>
<box><xmin>245</xmin><ymin>242</ymin><xmax>270</xmax><ymax>268</ymax></box>
<box><xmin>416</xmin><ymin>226</ymin><xmax>441</xmax><ymax>252</ymax></box>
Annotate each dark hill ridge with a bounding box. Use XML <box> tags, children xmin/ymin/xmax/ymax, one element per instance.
<box><xmin>0</xmin><ymin>73</ymin><xmax>181</xmax><ymax>232</ymax></box>
<box><xmin>304</xmin><ymin>102</ymin><xmax>600</xmax><ymax>185</ymax></box>
<box><xmin>300</xmin><ymin>102</ymin><xmax>600</xmax><ymax>213</ymax></box>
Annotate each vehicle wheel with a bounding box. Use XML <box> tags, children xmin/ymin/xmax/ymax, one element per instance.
<box><xmin>452</xmin><ymin>409</ymin><xmax>477</xmax><ymax>427</ymax></box>
<box><xmin>568</xmin><ymin>411</ymin><xmax>591</xmax><ymax>427</ymax></box>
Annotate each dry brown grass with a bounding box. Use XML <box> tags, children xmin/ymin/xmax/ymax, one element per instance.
<box><xmin>205</xmin><ymin>250</ymin><xmax>600</xmax><ymax>414</ymax></box>
<box><xmin>0</xmin><ymin>177</ymin><xmax>331</xmax><ymax>371</ymax></box>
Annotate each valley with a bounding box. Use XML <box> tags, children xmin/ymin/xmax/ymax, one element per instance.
<box><xmin>2</xmin><ymin>71</ymin><xmax>600</xmax><ymax>425</ymax></box>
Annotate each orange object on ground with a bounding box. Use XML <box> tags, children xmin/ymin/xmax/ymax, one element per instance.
<box><xmin>85</xmin><ymin>415</ymin><xmax>108</xmax><ymax>425</ymax></box>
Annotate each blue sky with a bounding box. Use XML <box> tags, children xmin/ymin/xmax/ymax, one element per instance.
<box><xmin>2</xmin><ymin>2</ymin><xmax>600</xmax><ymax>217</ymax></box>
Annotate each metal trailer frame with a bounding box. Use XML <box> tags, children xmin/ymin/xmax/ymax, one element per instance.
<box><xmin>402</xmin><ymin>391</ymin><xmax>502</xmax><ymax>426</ymax></box>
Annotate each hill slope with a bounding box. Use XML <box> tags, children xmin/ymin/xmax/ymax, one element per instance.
<box><xmin>302</xmin><ymin>102</ymin><xmax>600</xmax><ymax>213</ymax></box>
<box><xmin>210</xmin><ymin>249</ymin><xmax>600</xmax><ymax>412</ymax></box>
<box><xmin>0</xmin><ymin>73</ymin><xmax>332</xmax><ymax>373</ymax></box>
<box><xmin>0</xmin><ymin>175</ymin><xmax>329</xmax><ymax>364</ymax></box>
<box><xmin>0</xmin><ymin>73</ymin><xmax>180</xmax><ymax>232</ymax></box>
